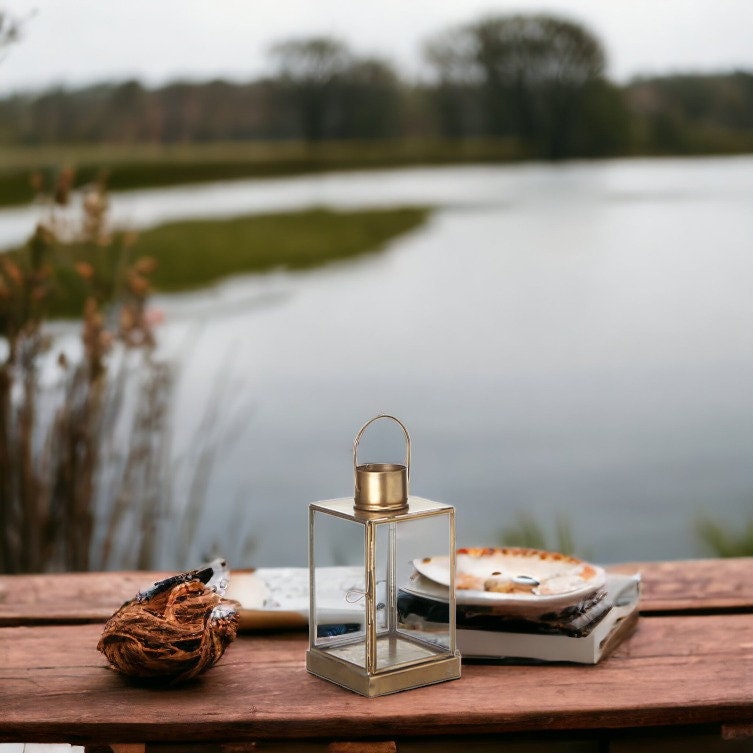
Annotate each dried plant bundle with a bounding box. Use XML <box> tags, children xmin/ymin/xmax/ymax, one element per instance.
<box><xmin>98</xmin><ymin>560</ymin><xmax>239</xmax><ymax>684</ymax></box>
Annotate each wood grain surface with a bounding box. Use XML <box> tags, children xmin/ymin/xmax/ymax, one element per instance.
<box><xmin>610</xmin><ymin>557</ymin><xmax>753</xmax><ymax>613</ymax></box>
<box><xmin>2</xmin><ymin>559</ymin><xmax>752</xmax><ymax>746</ymax></box>
<box><xmin>1</xmin><ymin>558</ymin><xmax>751</xmax><ymax>627</ymax></box>
<box><xmin>0</xmin><ymin>571</ymin><xmax>170</xmax><ymax>626</ymax></box>
<box><xmin>1</xmin><ymin>612</ymin><xmax>752</xmax><ymax>745</ymax></box>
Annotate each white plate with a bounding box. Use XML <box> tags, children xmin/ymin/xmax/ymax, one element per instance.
<box><xmin>412</xmin><ymin>547</ymin><xmax>606</xmax><ymax>611</ymax></box>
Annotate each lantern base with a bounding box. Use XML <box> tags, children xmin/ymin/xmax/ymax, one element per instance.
<box><xmin>306</xmin><ymin>646</ymin><xmax>461</xmax><ymax>698</ymax></box>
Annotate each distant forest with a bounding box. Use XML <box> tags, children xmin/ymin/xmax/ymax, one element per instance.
<box><xmin>1</xmin><ymin>14</ymin><xmax>753</xmax><ymax>159</ymax></box>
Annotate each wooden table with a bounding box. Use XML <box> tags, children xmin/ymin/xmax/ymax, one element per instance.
<box><xmin>1</xmin><ymin>559</ymin><xmax>752</xmax><ymax>753</ymax></box>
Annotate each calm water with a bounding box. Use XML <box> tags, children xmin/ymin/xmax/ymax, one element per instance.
<box><xmin>5</xmin><ymin>156</ymin><xmax>753</xmax><ymax>568</ymax></box>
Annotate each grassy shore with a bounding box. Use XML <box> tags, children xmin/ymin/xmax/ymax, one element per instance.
<box><xmin>3</xmin><ymin>134</ymin><xmax>752</xmax><ymax>208</ymax></box>
<box><xmin>140</xmin><ymin>206</ymin><xmax>430</xmax><ymax>292</ymax></box>
<box><xmin>0</xmin><ymin>138</ymin><xmax>523</xmax><ymax>207</ymax></box>
<box><xmin>12</xmin><ymin>206</ymin><xmax>430</xmax><ymax>317</ymax></box>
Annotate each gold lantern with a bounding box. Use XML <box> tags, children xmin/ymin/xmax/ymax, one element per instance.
<box><xmin>306</xmin><ymin>415</ymin><xmax>461</xmax><ymax>697</ymax></box>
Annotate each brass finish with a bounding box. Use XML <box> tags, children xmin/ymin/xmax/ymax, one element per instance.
<box><xmin>306</xmin><ymin>648</ymin><xmax>461</xmax><ymax>698</ymax></box>
<box><xmin>308</xmin><ymin>497</ymin><xmax>460</xmax><ymax>696</ymax></box>
<box><xmin>308</xmin><ymin>416</ymin><xmax>460</xmax><ymax>697</ymax></box>
<box><xmin>310</xmin><ymin>496</ymin><xmax>452</xmax><ymax>522</ymax></box>
<box><xmin>353</xmin><ymin>415</ymin><xmax>411</xmax><ymax>512</ymax></box>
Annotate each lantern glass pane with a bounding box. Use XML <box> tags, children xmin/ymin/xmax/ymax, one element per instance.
<box><xmin>374</xmin><ymin>511</ymin><xmax>454</xmax><ymax>672</ymax></box>
<box><xmin>311</xmin><ymin>509</ymin><xmax>367</xmax><ymax>668</ymax></box>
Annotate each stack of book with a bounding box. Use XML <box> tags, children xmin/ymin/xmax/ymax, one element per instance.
<box><xmin>398</xmin><ymin>548</ymin><xmax>640</xmax><ymax>664</ymax></box>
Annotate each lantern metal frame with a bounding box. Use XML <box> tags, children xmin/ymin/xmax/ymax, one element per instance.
<box><xmin>306</xmin><ymin>415</ymin><xmax>461</xmax><ymax>697</ymax></box>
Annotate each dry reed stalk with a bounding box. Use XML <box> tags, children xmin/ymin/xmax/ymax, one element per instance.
<box><xmin>0</xmin><ymin>169</ymin><xmax>167</xmax><ymax>573</ymax></box>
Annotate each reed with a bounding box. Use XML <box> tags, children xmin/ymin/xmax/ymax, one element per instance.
<box><xmin>499</xmin><ymin>511</ymin><xmax>580</xmax><ymax>556</ymax></box>
<box><xmin>0</xmin><ymin>169</ymin><xmax>167</xmax><ymax>572</ymax></box>
<box><xmin>696</xmin><ymin>515</ymin><xmax>753</xmax><ymax>558</ymax></box>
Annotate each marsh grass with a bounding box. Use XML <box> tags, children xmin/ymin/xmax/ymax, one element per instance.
<box><xmin>499</xmin><ymin>511</ymin><xmax>580</xmax><ymax>556</ymax></box>
<box><xmin>696</xmin><ymin>516</ymin><xmax>753</xmax><ymax>557</ymax></box>
<box><xmin>6</xmin><ymin>206</ymin><xmax>430</xmax><ymax>316</ymax></box>
<box><xmin>0</xmin><ymin>138</ymin><xmax>521</xmax><ymax>207</ymax></box>
<box><xmin>0</xmin><ymin>171</ymin><xmax>168</xmax><ymax>572</ymax></box>
<box><xmin>140</xmin><ymin>207</ymin><xmax>430</xmax><ymax>292</ymax></box>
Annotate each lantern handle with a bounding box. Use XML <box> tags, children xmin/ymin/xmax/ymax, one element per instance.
<box><xmin>353</xmin><ymin>414</ymin><xmax>411</xmax><ymax>484</ymax></box>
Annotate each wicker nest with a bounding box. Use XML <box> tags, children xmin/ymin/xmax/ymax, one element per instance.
<box><xmin>97</xmin><ymin>561</ymin><xmax>239</xmax><ymax>684</ymax></box>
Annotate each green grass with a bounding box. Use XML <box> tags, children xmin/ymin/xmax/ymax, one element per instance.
<box><xmin>0</xmin><ymin>138</ymin><xmax>522</xmax><ymax>207</ymax></box>
<box><xmin>10</xmin><ymin>206</ymin><xmax>431</xmax><ymax>317</ymax></box>
<box><xmin>696</xmin><ymin>516</ymin><xmax>753</xmax><ymax>557</ymax></box>
<box><xmin>499</xmin><ymin>511</ymin><xmax>580</xmax><ymax>556</ymax></box>
<box><xmin>140</xmin><ymin>206</ymin><xmax>430</xmax><ymax>291</ymax></box>
<box><xmin>2</xmin><ymin>131</ymin><xmax>752</xmax><ymax>208</ymax></box>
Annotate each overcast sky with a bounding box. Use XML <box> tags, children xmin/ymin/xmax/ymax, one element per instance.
<box><xmin>2</xmin><ymin>0</ymin><xmax>753</xmax><ymax>95</ymax></box>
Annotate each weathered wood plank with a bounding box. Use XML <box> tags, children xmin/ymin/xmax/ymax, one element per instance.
<box><xmin>1</xmin><ymin>615</ymin><xmax>752</xmax><ymax>745</ymax></box>
<box><xmin>1</xmin><ymin>559</ymin><xmax>751</xmax><ymax>628</ymax></box>
<box><xmin>0</xmin><ymin>571</ymin><xmax>170</xmax><ymax>626</ymax></box>
<box><xmin>610</xmin><ymin>557</ymin><xmax>753</xmax><ymax>613</ymax></box>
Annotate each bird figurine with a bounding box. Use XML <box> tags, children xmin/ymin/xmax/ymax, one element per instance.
<box><xmin>98</xmin><ymin>558</ymin><xmax>239</xmax><ymax>684</ymax></box>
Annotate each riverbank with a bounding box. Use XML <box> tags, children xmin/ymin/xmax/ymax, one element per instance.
<box><xmin>0</xmin><ymin>139</ymin><xmax>524</xmax><ymax>208</ymax></box>
<box><xmin>2</xmin><ymin>137</ymin><xmax>752</xmax><ymax>209</ymax></box>
<box><xmin>140</xmin><ymin>206</ymin><xmax>430</xmax><ymax>292</ymax></box>
<box><xmin>8</xmin><ymin>206</ymin><xmax>430</xmax><ymax>316</ymax></box>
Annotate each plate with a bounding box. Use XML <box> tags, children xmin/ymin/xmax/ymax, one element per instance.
<box><xmin>412</xmin><ymin>547</ymin><xmax>606</xmax><ymax>612</ymax></box>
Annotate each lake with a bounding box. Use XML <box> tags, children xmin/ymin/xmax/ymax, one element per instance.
<box><xmin>4</xmin><ymin>156</ymin><xmax>753</xmax><ymax>568</ymax></box>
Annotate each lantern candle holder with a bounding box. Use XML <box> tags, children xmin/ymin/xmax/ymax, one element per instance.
<box><xmin>306</xmin><ymin>415</ymin><xmax>461</xmax><ymax>697</ymax></box>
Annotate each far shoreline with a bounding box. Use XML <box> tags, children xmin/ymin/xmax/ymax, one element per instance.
<box><xmin>1</xmin><ymin>138</ymin><xmax>752</xmax><ymax>209</ymax></box>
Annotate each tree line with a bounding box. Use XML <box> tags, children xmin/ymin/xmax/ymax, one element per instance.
<box><xmin>1</xmin><ymin>14</ymin><xmax>752</xmax><ymax>159</ymax></box>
